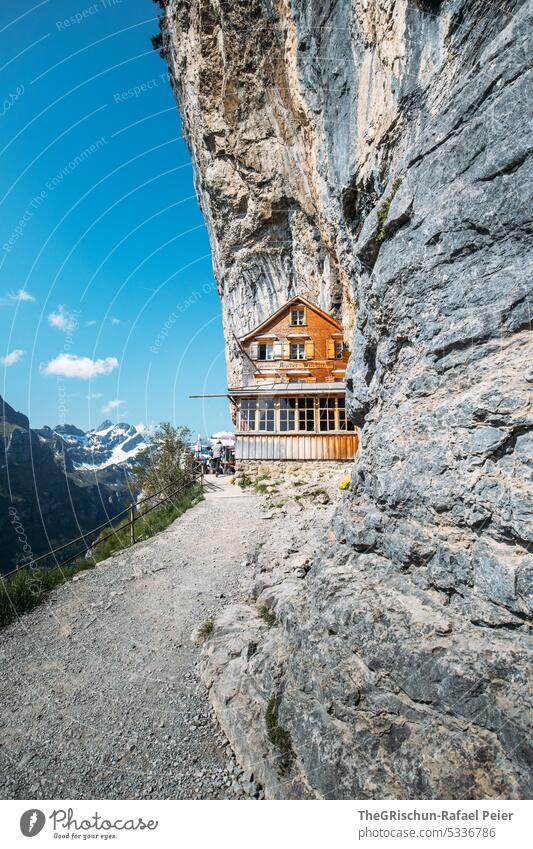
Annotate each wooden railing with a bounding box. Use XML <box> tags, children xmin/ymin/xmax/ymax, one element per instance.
<box><xmin>3</xmin><ymin>461</ymin><xmax>204</xmax><ymax>579</ymax></box>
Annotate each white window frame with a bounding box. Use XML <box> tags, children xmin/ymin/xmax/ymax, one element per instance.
<box><xmin>257</xmin><ymin>343</ymin><xmax>274</xmax><ymax>361</ymax></box>
<box><xmin>290</xmin><ymin>308</ymin><xmax>305</xmax><ymax>326</ymax></box>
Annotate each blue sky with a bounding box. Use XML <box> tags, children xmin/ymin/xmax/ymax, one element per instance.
<box><xmin>0</xmin><ymin>0</ymin><xmax>232</xmax><ymax>437</ymax></box>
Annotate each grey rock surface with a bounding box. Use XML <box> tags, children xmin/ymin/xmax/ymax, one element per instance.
<box><xmin>161</xmin><ymin>0</ymin><xmax>532</xmax><ymax>798</ymax></box>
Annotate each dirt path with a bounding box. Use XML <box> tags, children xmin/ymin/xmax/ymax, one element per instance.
<box><xmin>0</xmin><ymin>477</ymin><xmax>264</xmax><ymax>800</ymax></box>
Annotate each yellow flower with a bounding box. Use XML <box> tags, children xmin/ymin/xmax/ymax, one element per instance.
<box><xmin>339</xmin><ymin>475</ymin><xmax>351</xmax><ymax>491</ymax></box>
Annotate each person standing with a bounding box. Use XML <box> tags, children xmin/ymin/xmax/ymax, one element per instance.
<box><xmin>211</xmin><ymin>439</ymin><xmax>223</xmax><ymax>477</ymax></box>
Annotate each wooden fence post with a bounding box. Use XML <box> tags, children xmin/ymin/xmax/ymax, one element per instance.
<box><xmin>129</xmin><ymin>504</ymin><xmax>135</xmax><ymax>546</ymax></box>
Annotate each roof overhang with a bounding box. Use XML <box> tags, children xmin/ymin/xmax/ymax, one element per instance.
<box><xmin>229</xmin><ymin>381</ymin><xmax>346</xmax><ymax>396</ymax></box>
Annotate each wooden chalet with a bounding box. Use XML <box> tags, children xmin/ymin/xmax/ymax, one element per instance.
<box><xmin>231</xmin><ymin>296</ymin><xmax>358</xmax><ymax>462</ymax></box>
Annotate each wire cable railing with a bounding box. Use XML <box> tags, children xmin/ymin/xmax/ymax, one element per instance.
<box><xmin>2</xmin><ymin>461</ymin><xmax>204</xmax><ymax>579</ymax></box>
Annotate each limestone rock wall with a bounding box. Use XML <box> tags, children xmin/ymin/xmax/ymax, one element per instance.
<box><xmin>162</xmin><ymin>0</ymin><xmax>533</xmax><ymax>798</ymax></box>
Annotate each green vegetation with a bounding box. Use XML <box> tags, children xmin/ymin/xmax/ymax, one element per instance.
<box><xmin>132</xmin><ymin>422</ymin><xmax>194</xmax><ymax>495</ymax></box>
<box><xmin>237</xmin><ymin>474</ymin><xmax>253</xmax><ymax>489</ymax></box>
<box><xmin>258</xmin><ymin>605</ymin><xmax>276</xmax><ymax>627</ymax></box>
<box><xmin>266</xmin><ymin>696</ymin><xmax>295</xmax><ymax>776</ymax></box>
<box><xmin>0</xmin><ymin>560</ymin><xmax>94</xmax><ymax>630</ymax></box>
<box><xmin>375</xmin><ymin>177</ymin><xmax>403</xmax><ymax>247</ymax></box>
<box><xmin>292</xmin><ymin>480</ymin><xmax>305</xmax><ymax>487</ymax></box>
<box><xmin>198</xmin><ymin>619</ymin><xmax>214</xmax><ymax>640</ymax></box>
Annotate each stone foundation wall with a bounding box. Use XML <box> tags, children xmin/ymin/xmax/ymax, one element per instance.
<box><xmin>235</xmin><ymin>460</ymin><xmax>351</xmax><ymax>482</ymax></box>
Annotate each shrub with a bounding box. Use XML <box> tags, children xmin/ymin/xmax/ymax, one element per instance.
<box><xmin>375</xmin><ymin>177</ymin><xmax>403</xmax><ymax>246</ymax></box>
<box><xmin>198</xmin><ymin>620</ymin><xmax>214</xmax><ymax>640</ymax></box>
<box><xmin>258</xmin><ymin>605</ymin><xmax>276</xmax><ymax>627</ymax></box>
<box><xmin>266</xmin><ymin>697</ymin><xmax>295</xmax><ymax>775</ymax></box>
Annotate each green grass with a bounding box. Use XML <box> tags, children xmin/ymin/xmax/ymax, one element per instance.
<box><xmin>266</xmin><ymin>696</ymin><xmax>295</xmax><ymax>776</ymax></box>
<box><xmin>0</xmin><ymin>560</ymin><xmax>95</xmax><ymax>630</ymax></box>
<box><xmin>258</xmin><ymin>605</ymin><xmax>276</xmax><ymax>627</ymax></box>
<box><xmin>0</xmin><ymin>482</ymin><xmax>203</xmax><ymax>631</ymax></box>
<box><xmin>375</xmin><ymin>177</ymin><xmax>403</xmax><ymax>247</ymax></box>
<box><xmin>198</xmin><ymin>619</ymin><xmax>214</xmax><ymax>640</ymax></box>
<box><xmin>237</xmin><ymin>474</ymin><xmax>254</xmax><ymax>489</ymax></box>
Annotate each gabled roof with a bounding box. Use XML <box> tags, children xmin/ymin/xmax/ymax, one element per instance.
<box><xmin>239</xmin><ymin>295</ymin><xmax>342</xmax><ymax>342</ymax></box>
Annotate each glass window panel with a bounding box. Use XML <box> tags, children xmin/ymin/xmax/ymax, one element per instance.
<box><xmin>258</xmin><ymin>398</ymin><xmax>275</xmax><ymax>432</ymax></box>
<box><xmin>319</xmin><ymin>397</ymin><xmax>336</xmax><ymax>431</ymax></box>
<box><xmin>280</xmin><ymin>398</ymin><xmax>296</xmax><ymax>432</ymax></box>
<box><xmin>258</xmin><ymin>343</ymin><xmax>273</xmax><ymax>360</ymax></box>
<box><xmin>335</xmin><ymin>341</ymin><xmax>344</xmax><ymax>358</ymax></box>
<box><xmin>337</xmin><ymin>396</ymin><xmax>354</xmax><ymax>431</ymax></box>
<box><xmin>298</xmin><ymin>397</ymin><xmax>315</xmax><ymax>431</ymax></box>
<box><xmin>291</xmin><ymin>309</ymin><xmax>305</xmax><ymax>326</ymax></box>
<box><xmin>240</xmin><ymin>399</ymin><xmax>257</xmax><ymax>431</ymax></box>
<box><xmin>291</xmin><ymin>343</ymin><xmax>305</xmax><ymax>360</ymax></box>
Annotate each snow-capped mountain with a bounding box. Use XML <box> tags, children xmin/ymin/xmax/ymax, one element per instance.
<box><xmin>37</xmin><ymin>420</ymin><xmax>147</xmax><ymax>470</ymax></box>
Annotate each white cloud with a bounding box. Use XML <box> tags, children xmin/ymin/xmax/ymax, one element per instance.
<box><xmin>102</xmin><ymin>399</ymin><xmax>124</xmax><ymax>414</ymax></box>
<box><xmin>0</xmin><ymin>289</ymin><xmax>36</xmax><ymax>307</ymax></box>
<box><xmin>1</xmin><ymin>349</ymin><xmax>25</xmax><ymax>366</ymax></box>
<box><xmin>87</xmin><ymin>392</ymin><xmax>103</xmax><ymax>400</ymax></box>
<box><xmin>12</xmin><ymin>289</ymin><xmax>35</xmax><ymax>302</ymax></box>
<box><xmin>85</xmin><ymin>320</ymin><xmax>97</xmax><ymax>327</ymax></box>
<box><xmin>48</xmin><ymin>305</ymin><xmax>78</xmax><ymax>333</ymax></box>
<box><xmin>110</xmin><ymin>317</ymin><xmax>121</xmax><ymax>325</ymax></box>
<box><xmin>41</xmin><ymin>354</ymin><xmax>119</xmax><ymax>379</ymax></box>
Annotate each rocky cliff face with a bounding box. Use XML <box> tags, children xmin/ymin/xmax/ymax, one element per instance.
<box><xmin>161</xmin><ymin>0</ymin><xmax>532</xmax><ymax>798</ymax></box>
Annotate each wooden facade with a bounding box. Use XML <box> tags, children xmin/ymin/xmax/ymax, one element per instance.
<box><xmin>232</xmin><ymin>297</ymin><xmax>358</xmax><ymax>462</ymax></box>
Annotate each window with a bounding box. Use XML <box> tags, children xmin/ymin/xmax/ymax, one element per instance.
<box><xmin>335</xmin><ymin>341</ymin><xmax>344</xmax><ymax>359</ymax></box>
<box><xmin>258</xmin><ymin>398</ymin><xmax>275</xmax><ymax>431</ymax></box>
<box><xmin>258</xmin><ymin>343</ymin><xmax>273</xmax><ymax>360</ymax></box>
<box><xmin>337</xmin><ymin>397</ymin><xmax>355</xmax><ymax>431</ymax></box>
<box><xmin>240</xmin><ymin>399</ymin><xmax>257</xmax><ymax>431</ymax></box>
<box><xmin>290</xmin><ymin>308</ymin><xmax>305</xmax><ymax>326</ymax></box>
<box><xmin>319</xmin><ymin>398</ymin><xmax>336</xmax><ymax>431</ymax></box>
<box><xmin>279</xmin><ymin>398</ymin><xmax>296</xmax><ymax>431</ymax></box>
<box><xmin>298</xmin><ymin>398</ymin><xmax>315</xmax><ymax>431</ymax></box>
<box><xmin>291</xmin><ymin>342</ymin><xmax>305</xmax><ymax>360</ymax></box>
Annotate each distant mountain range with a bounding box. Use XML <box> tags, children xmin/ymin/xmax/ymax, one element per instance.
<box><xmin>35</xmin><ymin>419</ymin><xmax>147</xmax><ymax>471</ymax></box>
<box><xmin>1</xmin><ymin>396</ymin><xmax>147</xmax><ymax>575</ymax></box>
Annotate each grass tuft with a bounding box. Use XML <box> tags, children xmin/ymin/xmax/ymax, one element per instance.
<box><xmin>375</xmin><ymin>177</ymin><xmax>403</xmax><ymax>246</ymax></box>
<box><xmin>258</xmin><ymin>605</ymin><xmax>276</xmax><ymax>627</ymax></box>
<box><xmin>266</xmin><ymin>696</ymin><xmax>295</xmax><ymax>775</ymax></box>
<box><xmin>198</xmin><ymin>619</ymin><xmax>214</xmax><ymax>640</ymax></box>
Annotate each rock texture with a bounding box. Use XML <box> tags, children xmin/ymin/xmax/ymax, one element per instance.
<box><xmin>161</xmin><ymin>0</ymin><xmax>533</xmax><ymax>798</ymax></box>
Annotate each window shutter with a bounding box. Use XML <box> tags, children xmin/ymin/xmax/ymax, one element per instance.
<box><xmin>327</xmin><ymin>339</ymin><xmax>335</xmax><ymax>359</ymax></box>
<box><xmin>304</xmin><ymin>340</ymin><xmax>315</xmax><ymax>359</ymax></box>
<box><xmin>283</xmin><ymin>341</ymin><xmax>291</xmax><ymax>359</ymax></box>
<box><xmin>273</xmin><ymin>341</ymin><xmax>283</xmax><ymax>359</ymax></box>
<box><xmin>249</xmin><ymin>342</ymin><xmax>259</xmax><ymax>360</ymax></box>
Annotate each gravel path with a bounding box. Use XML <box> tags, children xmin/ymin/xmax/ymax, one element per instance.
<box><xmin>0</xmin><ymin>477</ymin><xmax>265</xmax><ymax>800</ymax></box>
